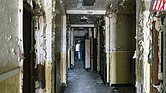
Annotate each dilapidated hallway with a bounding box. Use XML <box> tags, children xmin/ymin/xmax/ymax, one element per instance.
<box><xmin>1</xmin><ymin>0</ymin><xmax>166</xmax><ymax>93</ymax></box>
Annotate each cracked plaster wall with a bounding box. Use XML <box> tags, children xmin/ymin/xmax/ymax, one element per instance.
<box><xmin>19</xmin><ymin>0</ymin><xmax>53</xmax><ymax>92</ymax></box>
<box><xmin>136</xmin><ymin>0</ymin><xmax>152</xmax><ymax>93</ymax></box>
<box><xmin>0</xmin><ymin>0</ymin><xmax>66</xmax><ymax>93</ymax></box>
<box><xmin>43</xmin><ymin>0</ymin><xmax>56</xmax><ymax>92</ymax></box>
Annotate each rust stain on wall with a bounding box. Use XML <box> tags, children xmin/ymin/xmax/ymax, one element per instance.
<box><xmin>152</xmin><ymin>21</ymin><xmax>160</xmax><ymax>93</ymax></box>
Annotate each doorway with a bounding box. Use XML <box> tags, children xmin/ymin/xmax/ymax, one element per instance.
<box><xmin>99</xmin><ymin>20</ymin><xmax>107</xmax><ymax>84</ymax></box>
<box><xmin>23</xmin><ymin>8</ymin><xmax>35</xmax><ymax>93</ymax></box>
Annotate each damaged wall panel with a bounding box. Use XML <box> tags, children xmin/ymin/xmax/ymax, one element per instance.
<box><xmin>0</xmin><ymin>0</ymin><xmax>66</xmax><ymax>93</ymax></box>
<box><xmin>136</xmin><ymin>0</ymin><xmax>157</xmax><ymax>93</ymax></box>
<box><xmin>34</xmin><ymin>15</ymin><xmax>47</xmax><ymax>92</ymax></box>
<box><xmin>33</xmin><ymin>0</ymin><xmax>56</xmax><ymax>92</ymax></box>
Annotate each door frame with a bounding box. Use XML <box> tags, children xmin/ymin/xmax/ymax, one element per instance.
<box><xmin>23</xmin><ymin>3</ymin><xmax>35</xmax><ymax>93</ymax></box>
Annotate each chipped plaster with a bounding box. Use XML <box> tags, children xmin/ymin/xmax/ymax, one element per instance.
<box><xmin>136</xmin><ymin>0</ymin><xmax>157</xmax><ymax>93</ymax></box>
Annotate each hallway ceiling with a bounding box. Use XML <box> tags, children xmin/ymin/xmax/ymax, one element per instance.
<box><xmin>62</xmin><ymin>0</ymin><xmax>113</xmax><ymax>10</ymax></box>
<box><xmin>62</xmin><ymin>0</ymin><xmax>117</xmax><ymax>25</ymax></box>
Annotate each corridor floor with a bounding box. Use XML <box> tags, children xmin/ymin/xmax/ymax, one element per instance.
<box><xmin>64</xmin><ymin>60</ymin><xmax>114</xmax><ymax>93</ymax></box>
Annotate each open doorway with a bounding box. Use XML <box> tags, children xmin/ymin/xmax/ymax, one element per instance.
<box><xmin>23</xmin><ymin>7</ymin><xmax>35</xmax><ymax>93</ymax></box>
<box><xmin>100</xmin><ymin>24</ymin><xmax>107</xmax><ymax>84</ymax></box>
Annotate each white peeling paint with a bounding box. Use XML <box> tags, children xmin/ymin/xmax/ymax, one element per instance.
<box><xmin>35</xmin><ymin>16</ymin><xmax>47</xmax><ymax>65</ymax></box>
<box><xmin>45</xmin><ymin>0</ymin><xmax>53</xmax><ymax>61</ymax></box>
<box><xmin>143</xmin><ymin>11</ymin><xmax>151</xmax><ymax>63</ymax></box>
<box><xmin>136</xmin><ymin>0</ymin><xmax>152</xmax><ymax>93</ymax></box>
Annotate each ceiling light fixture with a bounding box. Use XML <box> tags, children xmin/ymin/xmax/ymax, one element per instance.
<box><xmin>81</xmin><ymin>16</ymin><xmax>88</xmax><ymax>20</ymax></box>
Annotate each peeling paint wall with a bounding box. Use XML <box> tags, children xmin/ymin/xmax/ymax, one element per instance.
<box><xmin>135</xmin><ymin>0</ymin><xmax>166</xmax><ymax>93</ymax></box>
<box><xmin>22</xmin><ymin>0</ymin><xmax>66</xmax><ymax>93</ymax></box>
<box><xmin>109</xmin><ymin>14</ymin><xmax>135</xmax><ymax>84</ymax></box>
<box><xmin>136</xmin><ymin>0</ymin><xmax>152</xmax><ymax>93</ymax></box>
<box><xmin>44</xmin><ymin>0</ymin><xmax>54</xmax><ymax>92</ymax></box>
<box><xmin>34</xmin><ymin>15</ymin><xmax>48</xmax><ymax>92</ymax></box>
<box><xmin>25</xmin><ymin>0</ymin><xmax>54</xmax><ymax>92</ymax></box>
<box><xmin>0</xmin><ymin>0</ymin><xmax>66</xmax><ymax>93</ymax></box>
<box><xmin>108</xmin><ymin>0</ymin><xmax>136</xmax><ymax>85</ymax></box>
<box><xmin>35</xmin><ymin>16</ymin><xmax>46</xmax><ymax>65</ymax></box>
